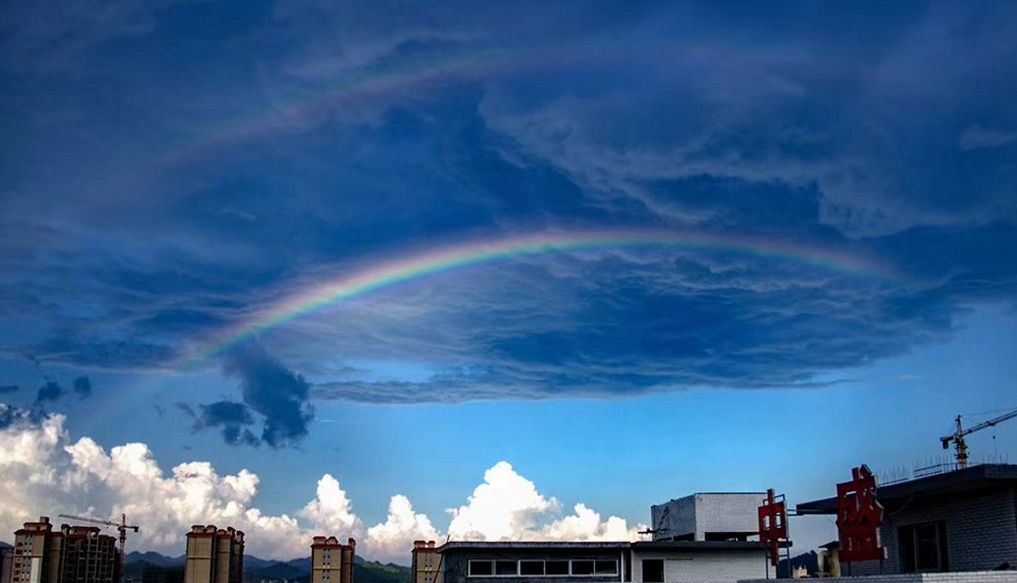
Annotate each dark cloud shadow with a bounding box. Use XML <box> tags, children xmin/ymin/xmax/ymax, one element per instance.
<box><xmin>220</xmin><ymin>343</ymin><xmax>314</xmax><ymax>447</ymax></box>
<box><xmin>192</xmin><ymin>400</ymin><xmax>260</xmax><ymax>447</ymax></box>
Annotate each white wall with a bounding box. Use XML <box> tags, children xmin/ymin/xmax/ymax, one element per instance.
<box><xmin>741</xmin><ymin>573</ymin><xmax>1017</xmax><ymax>583</ymax></box>
<box><xmin>630</xmin><ymin>550</ymin><xmax>768</xmax><ymax>583</ymax></box>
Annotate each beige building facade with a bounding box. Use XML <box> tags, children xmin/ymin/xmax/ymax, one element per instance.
<box><xmin>183</xmin><ymin>526</ymin><xmax>244</xmax><ymax>583</ymax></box>
<box><xmin>10</xmin><ymin>517</ymin><xmax>53</xmax><ymax>583</ymax></box>
<box><xmin>310</xmin><ymin>536</ymin><xmax>355</xmax><ymax>583</ymax></box>
<box><xmin>411</xmin><ymin>541</ymin><xmax>441</xmax><ymax>583</ymax></box>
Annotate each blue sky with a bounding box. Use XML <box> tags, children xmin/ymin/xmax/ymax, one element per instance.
<box><xmin>1</xmin><ymin>0</ymin><xmax>1016</xmax><ymax>562</ymax></box>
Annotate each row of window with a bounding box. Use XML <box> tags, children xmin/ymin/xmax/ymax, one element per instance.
<box><xmin>468</xmin><ymin>560</ymin><xmax>618</xmax><ymax>578</ymax></box>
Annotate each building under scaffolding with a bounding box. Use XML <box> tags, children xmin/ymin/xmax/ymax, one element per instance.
<box><xmin>9</xmin><ymin>517</ymin><xmax>119</xmax><ymax>583</ymax></box>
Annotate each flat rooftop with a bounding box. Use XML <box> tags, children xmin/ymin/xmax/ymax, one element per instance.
<box><xmin>797</xmin><ymin>463</ymin><xmax>1017</xmax><ymax>515</ymax></box>
<box><xmin>438</xmin><ymin>542</ymin><xmax>630</xmax><ymax>552</ymax></box>
<box><xmin>436</xmin><ymin>540</ymin><xmax>785</xmax><ymax>553</ymax></box>
<box><xmin>632</xmin><ymin>540</ymin><xmax>787</xmax><ymax>551</ymax></box>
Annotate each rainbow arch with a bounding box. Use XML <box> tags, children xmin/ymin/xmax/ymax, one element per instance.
<box><xmin>176</xmin><ymin>229</ymin><xmax>898</xmax><ymax>368</ymax></box>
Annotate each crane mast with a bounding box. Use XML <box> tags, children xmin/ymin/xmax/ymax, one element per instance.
<box><xmin>940</xmin><ymin>408</ymin><xmax>1017</xmax><ymax>469</ymax></box>
<box><xmin>58</xmin><ymin>513</ymin><xmax>139</xmax><ymax>583</ymax></box>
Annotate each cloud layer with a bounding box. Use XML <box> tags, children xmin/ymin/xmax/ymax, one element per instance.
<box><xmin>0</xmin><ymin>0</ymin><xmax>1015</xmax><ymax>441</ymax></box>
<box><xmin>0</xmin><ymin>405</ymin><xmax>643</xmax><ymax>562</ymax></box>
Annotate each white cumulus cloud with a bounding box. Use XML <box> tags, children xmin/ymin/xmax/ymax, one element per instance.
<box><xmin>366</xmin><ymin>495</ymin><xmax>441</xmax><ymax>562</ymax></box>
<box><xmin>447</xmin><ymin>461</ymin><xmax>557</xmax><ymax>540</ymax></box>
<box><xmin>0</xmin><ymin>406</ymin><xmax>642</xmax><ymax>564</ymax></box>
<box><xmin>302</xmin><ymin>474</ymin><xmax>364</xmax><ymax>537</ymax></box>
<box><xmin>543</xmin><ymin>504</ymin><xmax>637</xmax><ymax>541</ymax></box>
<box><xmin>446</xmin><ymin>461</ymin><xmax>644</xmax><ymax>542</ymax></box>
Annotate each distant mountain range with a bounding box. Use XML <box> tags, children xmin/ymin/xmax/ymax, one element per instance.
<box><xmin>124</xmin><ymin>551</ymin><xmax>183</xmax><ymax>568</ymax></box>
<box><xmin>122</xmin><ymin>550</ymin><xmax>408</xmax><ymax>583</ymax></box>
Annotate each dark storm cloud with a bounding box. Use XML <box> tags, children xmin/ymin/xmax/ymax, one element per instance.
<box><xmin>309</xmin><ymin>241</ymin><xmax>1001</xmax><ymax>403</ymax></box>
<box><xmin>72</xmin><ymin>376</ymin><xmax>91</xmax><ymax>398</ymax></box>
<box><xmin>35</xmin><ymin>380</ymin><xmax>63</xmax><ymax>404</ymax></box>
<box><xmin>476</xmin><ymin>2</ymin><xmax>1017</xmax><ymax>238</ymax></box>
<box><xmin>192</xmin><ymin>400</ymin><xmax>260</xmax><ymax>447</ymax></box>
<box><xmin>222</xmin><ymin>343</ymin><xmax>314</xmax><ymax>447</ymax></box>
<box><xmin>0</xmin><ymin>0</ymin><xmax>1015</xmax><ymax>410</ymax></box>
<box><xmin>31</xmin><ymin>375</ymin><xmax>94</xmax><ymax>404</ymax></box>
<box><xmin>17</xmin><ymin>336</ymin><xmax>178</xmax><ymax>371</ymax></box>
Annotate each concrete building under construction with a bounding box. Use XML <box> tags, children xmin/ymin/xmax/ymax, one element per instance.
<box><xmin>310</xmin><ymin>537</ymin><xmax>355</xmax><ymax>583</ymax></box>
<box><xmin>649</xmin><ymin>493</ymin><xmax>765</xmax><ymax>542</ymax></box>
<box><xmin>183</xmin><ymin>526</ymin><xmax>244</xmax><ymax>583</ymax></box>
<box><xmin>8</xmin><ymin>517</ymin><xmax>118</xmax><ymax>583</ymax></box>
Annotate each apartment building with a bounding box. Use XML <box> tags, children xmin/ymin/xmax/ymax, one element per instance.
<box><xmin>411</xmin><ymin>541</ymin><xmax>441</xmax><ymax>583</ymax></box>
<box><xmin>2</xmin><ymin>543</ymin><xmax>12</xmax><ymax>583</ymax></box>
<box><xmin>58</xmin><ymin>527</ymin><xmax>117</xmax><ymax>583</ymax></box>
<box><xmin>183</xmin><ymin>526</ymin><xmax>244</xmax><ymax>583</ymax></box>
<box><xmin>8</xmin><ymin>517</ymin><xmax>118</xmax><ymax>583</ymax></box>
<box><xmin>310</xmin><ymin>536</ymin><xmax>355</xmax><ymax>583</ymax></box>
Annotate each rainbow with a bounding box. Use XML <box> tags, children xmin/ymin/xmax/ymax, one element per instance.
<box><xmin>176</xmin><ymin>229</ymin><xmax>898</xmax><ymax>368</ymax></box>
<box><xmin>151</xmin><ymin>41</ymin><xmax>719</xmax><ymax>172</ymax></box>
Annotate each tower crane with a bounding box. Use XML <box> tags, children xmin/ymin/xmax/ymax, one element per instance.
<box><xmin>940</xmin><ymin>407</ymin><xmax>1017</xmax><ymax>469</ymax></box>
<box><xmin>58</xmin><ymin>513</ymin><xmax>139</xmax><ymax>583</ymax></box>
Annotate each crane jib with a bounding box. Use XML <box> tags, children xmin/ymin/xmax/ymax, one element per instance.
<box><xmin>939</xmin><ymin>407</ymin><xmax>1017</xmax><ymax>469</ymax></box>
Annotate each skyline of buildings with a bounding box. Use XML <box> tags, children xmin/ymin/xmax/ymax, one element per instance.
<box><xmin>3</xmin><ymin>519</ymin><xmax>358</xmax><ymax>583</ymax></box>
<box><xmin>6</xmin><ymin>460</ymin><xmax>1017</xmax><ymax>582</ymax></box>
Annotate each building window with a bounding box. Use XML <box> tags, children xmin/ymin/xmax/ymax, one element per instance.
<box><xmin>546</xmin><ymin>561</ymin><xmax>570</xmax><ymax>576</ymax></box>
<box><xmin>470</xmin><ymin>559</ymin><xmax>619</xmax><ymax>578</ymax></box>
<box><xmin>519</xmin><ymin>561</ymin><xmax>544</xmax><ymax>576</ymax></box>
<box><xmin>594</xmin><ymin>561</ymin><xmax>617</xmax><ymax>575</ymax></box>
<box><xmin>641</xmin><ymin>560</ymin><xmax>663</xmax><ymax>583</ymax></box>
<box><xmin>469</xmin><ymin>561</ymin><xmax>494</xmax><ymax>577</ymax></box>
<box><xmin>571</xmin><ymin>561</ymin><xmax>595</xmax><ymax>576</ymax></box>
<box><xmin>899</xmin><ymin>521</ymin><xmax>948</xmax><ymax>573</ymax></box>
<box><xmin>496</xmin><ymin>561</ymin><xmax>518</xmax><ymax>576</ymax></box>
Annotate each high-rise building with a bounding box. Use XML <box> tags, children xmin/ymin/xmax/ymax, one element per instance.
<box><xmin>410</xmin><ymin>541</ymin><xmax>441</xmax><ymax>583</ymax></box>
<box><xmin>57</xmin><ymin>527</ymin><xmax>118</xmax><ymax>583</ymax></box>
<box><xmin>310</xmin><ymin>537</ymin><xmax>355</xmax><ymax>583</ymax></box>
<box><xmin>9</xmin><ymin>517</ymin><xmax>118</xmax><ymax>583</ymax></box>
<box><xmin>10</xmin><ymin>516</ymin><xmax>54</xmax><ymax>583</ymax></box>
<box><xmin>183</xmin><ymin>526</ymin><xmax>243</xmax><ymax>583</ymax></box>
<box><xmin>2</xmin><ymin>543</ymin><xmax>13</xmax><ymax>583</ymax></box>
